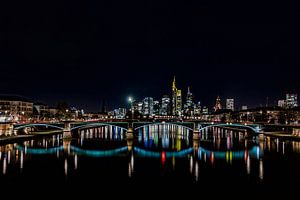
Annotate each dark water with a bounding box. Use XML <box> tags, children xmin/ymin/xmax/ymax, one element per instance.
<box><xmin>1</xmin><ymin>125</ymin><xmax>300</xmax><ymax>197</ymax></box>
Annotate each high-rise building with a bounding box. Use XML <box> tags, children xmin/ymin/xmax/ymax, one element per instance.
<box><xmin>202</xmin><ymin>106</ymin><xmax>209</xmax><ymax>114</ymax></box>
<box><xmin>226</xmin><ymin>99</ymin><xmax>234</xmax><ymax>111</ymax></box>
<box><xmin>114</xmin><ymin>108</ymin><xmax>127</xmax><ymax>119</ymax></box>
<box><xmin>133</xmin><ymin>101</ymin><xmax>143</xmax><ymax>114</ymax></box>
<box><xmin>278</xmin><ymin>100</ymin><xmax>286</xmax><ymax>108</ymax></box>
<box><xmin>194</xmin><ymin>101</ymin><xmax>202</xmax><ymax>116</ymax></box>
<box><xmin>184</xmin><ymin>87</ymin><xmax>195</xmax><ymax>116</ymax></box>
<box><xmin>142</xmin><ymin>97</ymin><xmax>154</xmax><ymax>116</ymax></box>
<box><xmin>176</xmin><ymin>89</ymin><xmax>182</xmax><ymax>116</ymax></box>
<box><xmin>172</xmin><ymin>76</ymin><xmax>182</xmax><ymax>116</ymax></box>
<box><xmin>160</xmin><ymin>95</ymin><xmax>170</xmax><ymax>116</ymax></box>
<box><xmin>286</xmin><ymin>94</ymin><xmax>298</xmax><ymax>108</ymax></box>
<box><xmin>214</xmin><ymin>96</ymin><xmax>222</xmax><ymax>112</ymax></box>
<box><xmin>153</xmin><ymin>100</ymin><xmax>160</xmax><ymax>116</ymax></box>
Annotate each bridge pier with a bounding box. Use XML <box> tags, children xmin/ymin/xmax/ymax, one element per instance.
<box><xmin>126</xmin><ymin>127</ymin><xmax>134</xmax><ymax>140</ymax></box>
<box><xmin>63</xmin><ymin>121</ymin><xmax>72</xmax><ymax>139</ymax></box>
<box><xmin>0</xmin><ymin>122</ymin><xmax>14</xmax><ymax>136</ymax></box>
<box><xmin>192</xmin><ymin>123</ymin><xmax>200</xmax><ymax>140</ymax></box>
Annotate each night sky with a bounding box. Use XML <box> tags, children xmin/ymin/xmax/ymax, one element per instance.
<box><xmin>1</xmin><ymin>0</ymin><xmax>300</xmax><ymax>111</ymax></box>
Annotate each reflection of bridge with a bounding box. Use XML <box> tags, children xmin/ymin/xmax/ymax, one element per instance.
<box><xmin>13</xmin><ymin>120</ymin><xmax>262</xmax><ymax>138</ymax></box>
<box><xmin>198</xmin><ymin>146</ymin><xmax>263</xmax><ymax>160</ymax></box>
<box><xmin>15</xmin><ymin>144</ymin><xmax>262</xmax><ymax>160</ymax></box>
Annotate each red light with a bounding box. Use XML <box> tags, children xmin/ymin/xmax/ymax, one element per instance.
<box><xmin>161</xmin><ymin>151</ymin><xmax>166</xmax><ymax>165</ymax></box>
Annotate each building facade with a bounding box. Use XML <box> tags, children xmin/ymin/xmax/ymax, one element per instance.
<box><xmin>226</xmin><ymin>99</ymin><xmax>234</xmax><ymax>111</ymax></box>
<box><xmin>172</xmin><ymin>76</ymin><xmax>182</xmax><ymax>116</ymax></box>
<box><xmin>184</xmin><ymin>87</ymin><xmax>195</xmax><ymax>116</ymax></box>
<box><xmin>286</xmin><ymin>94</ymin><xmax>298</xmax><ymax>108</ymax></box>
<box><xmin>142</xmin><ymin>97</ymin><xmax>154</xmax><ymax>116</ymax></box>
<box><xmin>214</xmin><ymin>96</ymin><xmax>222</xmax><ymax>112</ymax></box>
<box><xmin>0</xmin><ymin>95</ymin><xmax>33</xmax><ymax>119</ymax></box>
<box><xmin>160</xmin><ymin>95</ymin><xmax>170</xmax><ymax>116</ymax></box>
<box><xmin>278</xmin><ymin>100</ymin><xmax>286</xmax><ymax>108</ymax></box>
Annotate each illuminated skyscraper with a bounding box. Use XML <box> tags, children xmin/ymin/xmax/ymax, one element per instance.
<box><xmin>226</xmin><ymin>99</ymin><xmax>234</xmax><ymax>111</ymax></box>
<box><xmin>176</xmin><ymin>90</ymin><xmax>182</xmax><ymax>115</ymax></box>
<box><xmin>160</xmin><ymin>95</ymin><xmax>170</xmax><ymax>116</ymax></box>
<box><xmin>184</xmin><ymin>86</ymin><xmax>195</xmax><ymax>116</ymax></box>
<box><xmin>202</xmin><ymin>106</ymin><xmax>209</xmax><ymax>114</ymax></box>
<box><xmin>142</xmin><ymin>97</ymin><xmax>154</xmax><ymax>116</ymax></box>
<box><xmin>214</xmin><ymin>96</ymin><xmax>222</xmax><ymax>112</ymax></box>
<box><xmin>286</xmin><ymin>94</ymin><xmax>298</xmax><ymax>108</ymax></box>
<box><xmin>133</xmin><ymin>101</ymin><xmax>143</xmax><ymax>114</ymax></box>
<box><xmin>194</xmin><ymin>101</ymin><xmax>202</xmax><ymax>116</ymax></box>
<box><xmin>172</xmin><ymin>76</ymin><xmax>182</xmax><ymax>116</ymax></box>
<box><xmin>153</xmin><ymin>100</ymin><xmax>160</xmax><ymax>116</ymax></box>
<box><xmin>172</xmin><ymin>76</ymin><xmax>177</xmax><ymax>115</ymax></box>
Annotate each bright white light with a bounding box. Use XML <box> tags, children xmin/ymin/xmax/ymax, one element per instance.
<box><xmin>128</xmin><ymin>96</ymin><xmax>133</xmax><ymax>103</ymax></box>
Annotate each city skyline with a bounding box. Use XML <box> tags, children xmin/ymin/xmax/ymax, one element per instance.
<box><xmin>0</xmin><ymin>76</ymin><xmax>298</xmax><ymax>114</ymax></box>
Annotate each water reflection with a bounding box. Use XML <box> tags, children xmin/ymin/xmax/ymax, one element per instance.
<box><xmin>0</xmin><ymin>125</ymin><xmax>300</xmax><ymax>189</ymax></box>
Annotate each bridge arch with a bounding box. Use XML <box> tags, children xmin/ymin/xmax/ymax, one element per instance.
<box><xmin>14</xmin><ymin>123</ymin><xmax>64</xmax><ymax>131</ymax></box>
<box><xmin>134</xmin><ymin>122</ymin><xmax>194</xmax><ymax>131</ymax></box>
<box><xmin>198</xmin><ymin>123</ymin><xmax>260</xmax><ymax>133</ymax></box>
<box><xmin>70</xmin><ymin>122</ymin><xmax>128</xmax><ymax>131</ymax></box>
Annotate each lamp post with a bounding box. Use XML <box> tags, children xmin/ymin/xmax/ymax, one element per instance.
<box><xmin>128</xmin><ymin>96</ymin><xmax>134</xmax><ymax>120</ymax></box>
<box><xmin>127</xmin><ymin>96</ymin><xmax>134</xmax><ymax>139</ymax></box>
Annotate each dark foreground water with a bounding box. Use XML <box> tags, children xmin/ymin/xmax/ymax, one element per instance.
<box><xmin>1</xmin><ymin>125</ymin><xmax>300</xmax><ymax>197</ymax></box>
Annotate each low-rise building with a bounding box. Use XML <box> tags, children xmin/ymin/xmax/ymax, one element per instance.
<box><xmin>0</xmin><ymin>95</ymin><xmax>33</xmax><ymax>120</ymax></box>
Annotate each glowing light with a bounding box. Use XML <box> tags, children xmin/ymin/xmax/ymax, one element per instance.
<box><xmin>161</xmin><ymin>151</ymin><xmax>166</xmax><ymax>165</ymax></box>
<box><xmin>64</xmin><ymin>159</ymin><xmax>68</xmax><ymax>176</ymax></box>
<box><xmin>74</xmin><ymin>154</ymin><xmax>78</xmax><ymax>170</ymax></box>
<box><xmin>3</xmin><ymin>157</ymin><xmax>7</xmax><ymax>175</ymax></box>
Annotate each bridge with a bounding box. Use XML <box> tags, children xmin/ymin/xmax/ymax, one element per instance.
<box><xmin>12</xmin><ymin>120</ymin><xmax>262</xmax><ymax>139</ymax></box>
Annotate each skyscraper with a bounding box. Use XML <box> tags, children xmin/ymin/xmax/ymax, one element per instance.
<box><xmin>286</xmin><ymin>94</ymin><xmax>298</xmax><ymax>108</ymax></box>
<box><xmin>194</xmin><ymin>101</ymin><xmax>202</xmax><ymax>116</ymax></box>
<box><xmin>172</xmin><ymin>76</ymin><xmax>182</xmax><ymax>116</ymax></box>
<box><xmin>184</xmin><ymin>86</ymin><xmax>195</xmax><ymax>116</ymax></box>
<box><xmin>160</xmin><ymin>95</ymin><xmax>170</xmax><ymax>116</ymax></box>
<box><xmin>133</xmin><ymin>101</ymin><xmax>143</xmax><ymax>114</ymax></box>
<box><xmin>142</xmin><ymin>97</ymin><xmax>154</xmax><ymax>116</ymax></box>
<box><xmin>176</xmin><ymin>89</ymin><xmax>182</xmax><ymax>116</ymax></box>
<box><xmin>202</xmin><ymin>106</ymin><xmax>209</xmax><ymax>114</ymax></box>
<box><xmin>226</xmin><ymin>99</ymin><xmax>234</xmax><ymax>111</ymax></box>
<box><xmin>153</xmin><ymin>100</ymin><xmax>160</xmax><ymax>116</ymax></box>
<box><xmin>214</xmin><ymin>96</ymin><xmax>222</xmax><ymax>112</ymax></box>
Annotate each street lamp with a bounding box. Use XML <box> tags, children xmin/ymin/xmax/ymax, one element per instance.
<box><xmin>128</xmin><ymin>96</ymin><xmax>134</xmax><ymax>119</ymax></box>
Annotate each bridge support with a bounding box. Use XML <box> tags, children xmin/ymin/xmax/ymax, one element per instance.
<box><xmin>63</xmin><ymin>121</ymin><xmax>72</xmax><ymax>139</ymax></box>
<box><xmin>0</xmin><ymin>122</ymin><xmax>14</xmax><ymax>136</ymax></box>
<box><xmin>192</xmin><ymin>123</ymin><xmax>200</xmax><ymax>140</ymax></box>
<box><xmin>126</xmin><ymin>127</ymin><xmax>134</xmax><ymax>140</ymax></box>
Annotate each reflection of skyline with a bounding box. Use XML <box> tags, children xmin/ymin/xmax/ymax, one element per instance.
<box><xmin>1</xmin><ymin>125</ymin><xmax>300</xmax><ymax>185</ymax></box>
<box><xmin>138</xmin><ymin>124</ymin><xmax>190</xmax><ymax>151</ymax></box>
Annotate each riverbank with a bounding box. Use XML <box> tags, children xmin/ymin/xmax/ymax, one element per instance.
<box><xmin>263</xmin><ymin>132</ymin><xmax>300</xmax><ymax>140</ymax></box>
<box><xmin>0</xmin><ymin>130</ymin><xmax>62</xmax><ymax>144</ymax></box>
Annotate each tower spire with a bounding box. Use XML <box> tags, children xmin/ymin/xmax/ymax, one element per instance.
<box><xmin>172</xmin><ymin>76</ymin><xmax>176</xmax><ymax>90</ymax></box>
